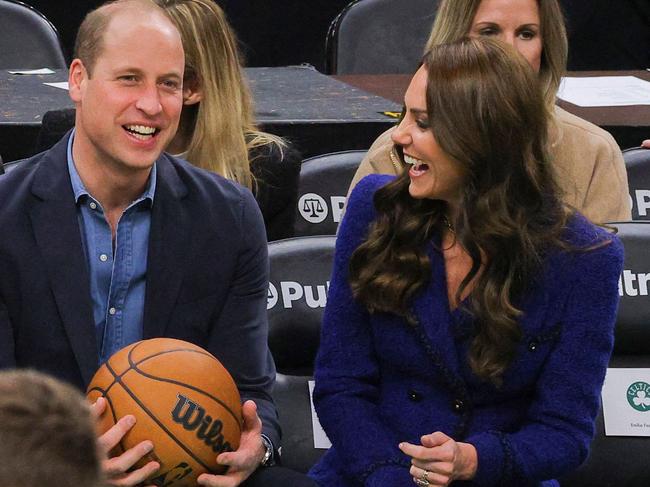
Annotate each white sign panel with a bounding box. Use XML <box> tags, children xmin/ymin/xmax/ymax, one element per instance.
<box><xmin>602</xmin><ymin>368</ymin><xmax>650</xmax><ymax>436</ymax></box>
<box><xmin>308</xmin><ymin>380</ymin><xmax>332</xmax><ymax>449</ymax></box>
<box><xmin>557</xmin><ymin>76</ymin><xmax>650</xmax><ymax>107</ymax></box>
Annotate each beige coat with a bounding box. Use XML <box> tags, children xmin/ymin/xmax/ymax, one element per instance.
<box><xmin>348</xmin><ymin>107</ymin><xmax>631</xmax><ymax>224</ymax></box>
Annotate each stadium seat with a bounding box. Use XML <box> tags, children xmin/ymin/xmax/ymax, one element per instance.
<box><xmin>267</xmin><ymin>235</ymin><xmax>336</xmax><ymax>375</ymax></box>
<box><xmin>561</xmin><ymin>221</ymin><xmax>650</xmax><ymax>487</ymax></box>
<box><xmin>267</xmin><ymin>236</ymin><xmax>335</xmax><ymax>472</ymax></box>
<box><xmin>325</xmin><ymin>0</ymin><xmax>439</xmax><ymax>74</ymax></box>
<box><xmin>271</xmin><ymin>373</ymin><xmax>327</xmax><ymax>473</ymax></box>
<box><xmin>0</xmin><ymin>0</ymin><xmax>67</xmax><ymax>69</ymax></box>
<box><xmin>294</xmin><ymin>150</ymin><xmax>366</xmax><ymax>236</ymax></box>
<box><xmin>623</xmin><ymin>147</ymin><xmax>650</xmax><ymax>221</ymax></box>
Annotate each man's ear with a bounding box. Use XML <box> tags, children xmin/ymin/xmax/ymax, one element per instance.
<box><xmin>182</xmin><ymin>75</ymin><xmax>202</xmax><ymax>106</ymax></box>
<box><xmin>68</xmin><ymin>59</ymin><xmax>87</xmax><ymax>103</ymax></box>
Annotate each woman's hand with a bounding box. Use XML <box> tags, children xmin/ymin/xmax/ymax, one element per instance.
<box><xmin>642</xmin><ymin>139</ymin><xmax>650</xmax><ymax>149</ymax></box>
<box><xmin>399</xmin><ymin>432</ymin><xmax>477</xmax><ymax>486</ymax></box>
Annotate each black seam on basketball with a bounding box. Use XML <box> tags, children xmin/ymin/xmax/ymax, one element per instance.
<box><xmin>106</xmin><ymin>360</ymin><xmax>129</xmax><ymax>455</ymax></box>
<box><xmin>111</xmin><ymin>373</ymin><xmax>217</xmax><ymax>474</ymax></box>
<box><xmin>126</xmin><ymin>347</ymin><xmax>241</xmax><ymax>425</ymax></box>
<box><xmin>87</xmin><ymin>386</ymin><xmax>119</xmax><ymax>423</ymax></box>
<box><xmin>132</xmin><ymin>347</ymin><xmax>219</xmax><ymax>366</ymax></box>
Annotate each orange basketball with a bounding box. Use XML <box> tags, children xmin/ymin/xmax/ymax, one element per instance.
<box><xmin>86</xmin><ymin>338</ymin><xmax>242</xmax><ymax>487</ymax></box>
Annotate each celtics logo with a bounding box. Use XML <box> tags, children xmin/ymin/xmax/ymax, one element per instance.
<box><xmin>626</xmin><ymin>381</ymin><xmax>650</xmax><ymax>412</ymax></box>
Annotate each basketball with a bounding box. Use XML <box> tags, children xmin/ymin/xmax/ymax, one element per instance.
<box><xmin>86</xmin><ymin>338</ymin><xmax>242</xmax><ymax>487</ymax></box>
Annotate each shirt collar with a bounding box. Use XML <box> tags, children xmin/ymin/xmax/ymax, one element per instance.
<box><xmin>66</xmin><ymin>129</ymin><xmax>157</xmax><ymax>206</ymax></box>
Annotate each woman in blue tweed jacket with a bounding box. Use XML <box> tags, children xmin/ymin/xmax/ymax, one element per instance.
<box><xmin>308</xmin><ymin>38</ymin><xmax>623</xmax><ymax>487</ymax></box>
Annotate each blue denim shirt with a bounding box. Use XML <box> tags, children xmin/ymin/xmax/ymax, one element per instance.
<box><xmin>66</xmin><ymin>131</ymin><xmax>156</xmax><ymax>364</ymax></box>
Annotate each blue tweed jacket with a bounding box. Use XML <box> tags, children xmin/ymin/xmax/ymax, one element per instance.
<box><xmin>309</xmin><ymin>175</ymin><xmax>624</xmax><ymax>487</ymax></box>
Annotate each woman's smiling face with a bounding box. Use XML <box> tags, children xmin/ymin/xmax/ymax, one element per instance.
<box><xmin>391</xmin><ymin>66</ymin><xmax>466</xmax><ymax>205</ymax></box>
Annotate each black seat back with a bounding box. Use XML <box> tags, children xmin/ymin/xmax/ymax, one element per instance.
<box><xmin>271</xmin><ymin>373</ymin><xmax>327</xmax><ymax>473</ymax></box>
<box><xmin>267</xmin><ymin>236</ymin><xmax>336</xmax><ymax>375</ymax></box>
<box><xmin>623</xmin><ymin>148</ymin><xmax>650</xmax><ymax>221</ymax></box>
<box><xmin>326</xmin><ymin>0</ymin><xmax>439</xmax><ymax>74</ymax></box>
<box><xmin>295</xmin><ymin>150</ymin><xmax>365</xmax><ymax>236</ymax></box>
<box><xmin>0</xmin><ymin>0</ymin><xmax>67</xmax><ymax>69</ymax></box>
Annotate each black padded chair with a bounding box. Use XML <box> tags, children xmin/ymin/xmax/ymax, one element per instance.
<box><xmin>267</xmin><ymin>235</ymin><xmax>336</xmax><ymax>375</ymax></box>
<box><xmin>0</xmin><ymin>0</ymin><xmax>67</xmax><ymax>69</ymax></box>
<box><xmin>623</xmin><ymin>147</ymin><xmax>650</xmax><ymax>221</ymax></box>
<box><xmin>294</xmin><ymin>150</ymin><xmax>366</xmax><ymax>237</ymax></box>
<box><xmin>325</xmin><ymin>0</ymin><xmax>439</xmax><ymax>74</ymax></box>
<box><xmin>272</xmin><ymin>373</ymin><xmax>327</xmax><ymax>473</ymax></box>
<box><xmin>267</xmin><ymin>236</ymin><xmax>335</xmax><ymax>472</ymax></box>
<box><xmin>561</xmin><ymin>221</ymin><xmax>650</xmax><ymax>487</ymax></box>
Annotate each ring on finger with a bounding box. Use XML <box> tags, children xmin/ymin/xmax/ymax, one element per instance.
<box><xmin>422</xmin><ymin>470</ymin><xmax>430</xmax><ymax>482</ymax></box>
<box><xmin>415</xmin><ymin>478</ymin><xmax>429</xmax><ymax>487</ymax></box>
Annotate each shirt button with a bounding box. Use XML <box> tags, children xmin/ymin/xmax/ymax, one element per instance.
<box><xmin>99</xmin><ymin>254</ymin><xmax>108</xmax><ymax>262</ymax></box>
<box><xmin>528</xmin><ymin>341</ymin><xmax>538</xmax><ymax>352</ymax></box>
<box><xmin>453</xmin><ymin>399</ymin><xmax>465</xmax><ymax>413</ymax></box>
<box><xmin>89</xmin><ymin>201</ymin><xmax>97</xmax><ymax>210</ymax></box>
<box><xmin>108</xmin><ymin>307</ymin><xmax>116</xmax><ymax>315</ymax></box>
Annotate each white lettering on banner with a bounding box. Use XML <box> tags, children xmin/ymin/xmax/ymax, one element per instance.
<box><xmin>298</xmin><ymin>193</ymin><xmax>349</xmax><ymax>224</ymax></box>
<box><xmin>635</xmin><ymin>190</ymin><xmax>650</xmax><ymax>216</ymax></box>
<box><xmin>267</xmin><ymin>281</ymin><xmax>331</xmax><ymax>309</ymax></box>
<box><xmin>331</xmin><ymin>196</ymin><xmax>346</xmax><ymax>223</ymax></box>
<box><xmin>281</xmin><ymin>281</ymin><xmax>304</xmax><ymax>308</ymax></box>
<box><xmin>619</xmin><ymin>270</ymin><xmax>650</xmax><ymax>297</ymax></box>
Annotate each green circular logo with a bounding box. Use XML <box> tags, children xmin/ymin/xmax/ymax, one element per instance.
<box><xmin>626</xmin><ymin>381</ymin><xmax>650</xmax><ymax>412</ymax></box>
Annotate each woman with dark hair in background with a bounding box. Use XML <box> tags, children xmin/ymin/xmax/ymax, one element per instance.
<box><xmin>310</xmin><ymin>38</ymin><xmax>623</xmax><ymax>487</ymax></box>
<box><xmin>349</xmin><ymin>0</ymin><xmax>631</xmax><ymax>224</ymax></box>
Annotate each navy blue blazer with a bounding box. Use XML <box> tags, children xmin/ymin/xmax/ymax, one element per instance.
<box><xmin>309</xmin><ymin>175</ymin><xmax>624</xmax><ymax>487</ymax></box>
<box><xmin>0</xmin><ymin>132</ymin><xmax>280</xmax><ymax>446</ymax></box>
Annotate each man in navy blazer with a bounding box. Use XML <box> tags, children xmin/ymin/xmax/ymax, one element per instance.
<box><xmin>0</xmin><ymin>1</ymin><xmax>312</xmax><ymax>486</ymax></box>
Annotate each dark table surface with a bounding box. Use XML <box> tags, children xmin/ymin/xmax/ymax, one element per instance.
<box><xmin>0</xmin><ymin>66</ymin><xmax>401</xmax><ymax>162</ymax></box>
<box><xmin>336</xmin><ymin>70</ymin><xmax>650</xmax><ymax>151</ymax></box>
<box><xmin>3</xmin><ymin>68</ymin><xmax>649</xmax><ymax>163</ymax></box>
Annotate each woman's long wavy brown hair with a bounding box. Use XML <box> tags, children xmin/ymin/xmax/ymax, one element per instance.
<box><xmin>349</xmin><ymin>38</ymin><xmax>569</xmax><ymax>385</ymax></box>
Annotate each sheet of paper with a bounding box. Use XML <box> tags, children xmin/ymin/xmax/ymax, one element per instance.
<box><xmin>43</xmin><ymin>82</ymin><xmax>69</xmax><ymax>91</ymax></box>
<box><xmin>308</xmin><ymin>380</ymin><xmax>332</xmax><ymax>449</ymax></box>
<box><xmin>557</xmin><ymin>76</ymin><xmax>650</xmax><ymax>107</ymax></box>
<box><xmin>9</xmin><ymin>68</ymin><xmax>56</xmax><ymax>75</ymax></box>
<box><xmin>602</xmin><ymin>368</ymin><xmax>650</xmax><ymax>436</ymax></box>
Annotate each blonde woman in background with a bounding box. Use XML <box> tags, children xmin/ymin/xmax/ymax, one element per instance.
<box><xmin>348</xmin><ymin>0</ymin><xmax>631</xmax><ymax>224</ymax></box>
<box><xmin>155</xmin><ymin>0</ymin><xmax>301</xmax><ymax>241</ymax></box>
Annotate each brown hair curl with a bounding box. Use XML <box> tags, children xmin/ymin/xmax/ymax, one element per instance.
<box><xmin>349</xmin><ymin>38</ymin><xmax>568</xmax><ymax>384</ymax></box>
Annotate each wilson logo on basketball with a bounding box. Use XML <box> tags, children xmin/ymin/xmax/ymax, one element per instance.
<box><xmin>171</xmin><ymin>394</ymin><xmax>233</xmax><ymax>454</ymax></box>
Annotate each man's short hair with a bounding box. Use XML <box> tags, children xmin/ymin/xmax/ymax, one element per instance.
<box><xmin>0</xmin><ymin>370</ymin><xmax>102</xmax><ymax>487</ymax></box>
<box><xmin>74</xmin><ymin>0</ymin><xmax>167</xmax><ymax>76</ymax></box>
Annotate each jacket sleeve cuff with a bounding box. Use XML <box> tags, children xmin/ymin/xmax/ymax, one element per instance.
<box><xmin>465</xmin><ymin>431</ymin><xmax>512</xmax><ymax>486</ymax></box>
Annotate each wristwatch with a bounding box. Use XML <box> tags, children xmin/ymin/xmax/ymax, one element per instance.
<box><xmin>260</xmin><ymin>434</ymin><xmax>275</xmax><ymax>467</ymax></box>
